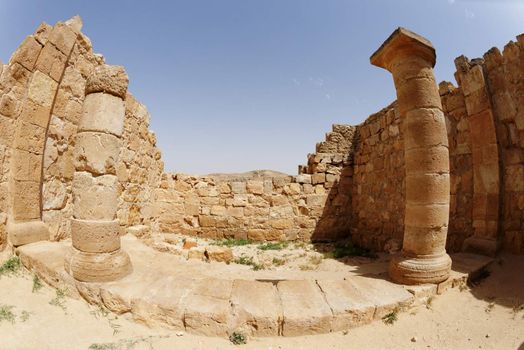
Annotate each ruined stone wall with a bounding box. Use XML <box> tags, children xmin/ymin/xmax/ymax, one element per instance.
<box><xmin>347</xmin><ymin>35</ymin><xmax>523</xmax><ymax>254</ymax></box>
<box><xmin>1</xmin><ymin>17</ymin><xmax>522</xmax><ymax>255</ymax></box>
<box><xmin>0</xmin><ymin>18</ymin><xmax>164</xmax><ymax>249</ymax></box>
<box><xmin>351</xmin><ymin>104</ymin><xmax>405</xmax><ymax>251</ymax></box>
<box><xmin>483</xmin><ymin>36</ymin><xmax>524</xmax><ymax>254</ymax></box>
<box><xmin>440</xmin><ymin>83</ymin><xmax>474</xmax><ymax>252</ymax></box>
<box><xmin>151</xmin><ymin>124</ymin><xmax>356</xmax><ymax>242</ymax></box>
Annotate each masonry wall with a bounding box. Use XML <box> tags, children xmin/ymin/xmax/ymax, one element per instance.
<box><xmin>153</xmin><ymin>124</ymin><xmax>355</xmax><ymax>242</ymax></box>
<box><xmin>0</xmin><ymin>18</ymin><xmax>164</xmax><ymax>247</ymax></box>
<box><xmin>483</xmin><ymin>36</ymin><xmax>524</xmax><ymax>253</ymax></box>
<box><xmin>0</xmin><ymin>18</ymin><xmax>522</xmax><ymax>255</ymax></box>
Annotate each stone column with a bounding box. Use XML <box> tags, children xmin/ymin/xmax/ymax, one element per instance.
<box><xmin>65</xmin><ymin>65</ymin><xmax>132</xmax><ymax>282</ymax></box>
<box><xmin>370</xmin><ymin>28</ymin><xmax>451</xmax><ymax>285</ymax></box>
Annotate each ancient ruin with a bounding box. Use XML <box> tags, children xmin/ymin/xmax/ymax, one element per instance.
<box><xmin>0</xmin><ymin>16</ymin><xmax>522</xmax><ymax>338</ymax></box>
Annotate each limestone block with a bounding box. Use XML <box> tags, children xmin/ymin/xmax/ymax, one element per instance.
<box><xmin>406</xmin><ymin>173</ymin><xmax>450</xmax><ymax>205</ymax></box>
<box><xmin>74</xmin><ymin>132</ymin><xmax>120</xmax><ymax>175</ymax></box>
<box><xmin>246</xmin><ymin>180</ymin><xmax>264</xmax><ymax>194</ymax></box>
<box><xmin>48</xmin><ymin>22</ymin><xmax>77</xmax><ymax>55</ymax></box>
<box><xmin>295</xmin><ymin>174</ymin><xmax>312</xmax><ymax>184</ymax></box>
<box><xmin>19</xmin><ymin>99</ymin><xmax>52</xmax><ymax>128</ymax></box>
<box><xmin>9</xmin><ymin>36</ymin><xmax>42</xmax><ymax>70</ymax></box>
<box><xmin>205</xmin><ymin>246</ymin><xmax>233</xmax><ymax>263</ymax></box>
<box><xmin>230</xmin><ymin>181</ymin><xmax>246</xmax><ymax>194</ymax></box>
<box><xmin>311</xmin><ymin>173</ymin><xmax>325</xmax><ymax>185</ymax></box>
<box><xmin>306</xmin><ymin>194</ymin><xmax>327</xmax><ymax>207</ymax></box>
<box><xmin>35</xmin><ymin>43</ymin><xmax>67</xmax><ymax>81</ymax></box>
<box><xmin>86</xmin><ymin>65</ymin><xmax>128</xmax><ymax>99</ymax></box>
<box><xmin>65</xmin><ymin>247</ymin><xmax>132</xmax><ymax>282</ymax></box>
<box><xmin>28</xmin><ymin>70</ymin><xmax>58</xmax><ymax>108</ymax></box>
<box><xmin>183</xmin><ymin>279</ymin><xmax>232</xmax><ymax>337</ymax></box>
<box><xmin>33</xmin><ymin>22</ymin><xmax>52</xmax><ymax>45</ymax></box>
<box><xmin>71</xmin><ymin>218</ymin><xmax>120</xmax><ymax>253</ymax></box>
<box><xmin>14</xmin><ymin>121</ymin><xmax>46</xmax><ymax>154</ymax></box>
<box><xmin>0</xmin><ymin>91</ymin><xmax>18</xmax><ymax>118</ymax></box>
<box><xmin>72</xmin><ymin>172</ymin><xmax>119</xmax><ymax>220</ymax></box>
<box><xmin>8</xmin><ymin>220</ymin><xmax>49</xmax><ymax>246</ymax></box>
<box><xmin>12</xmin><ymin>180</ymin><xmax>40</xmax><ymax>221</ymax></box>
<box><xmin>404</xmin><ymin>108</ymin><xmax>448</xmax><ymax>150</ymax></box>
<box><xmin>277</xmin><ymin>280</ymin><xmax>333</xmax><ymax>336</ymax></box>
<box><xmin>42</xmin><ymin>178</ymin><xmax>68</xmax><ymax>210</ymax></box>
<box><xmin>80</xmin><ymin>93</ymin><xmax>125</xmax><ymax>136</ymax></box>
<box><xmin>230</xmin><ymin>280</ymin><xmax>282</xmax><ymax>336</ymax></box>
<box><xmin>11</xmin><ymin>149</ymin><xmax>42</xmax><ymax>182</ymax></box>
<box><xmin>316</xmin><ymin>279</ymin><xmax>375</xmax><ymax>331</ymax></box>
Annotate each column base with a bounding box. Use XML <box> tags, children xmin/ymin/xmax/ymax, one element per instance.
<box><xmin>389</xmin><ymin>252</ymin><xmax>451</xmax><ymax>285</ymax></box>
<box><xmin>462</xmin><ymin>237</ymin><xmax>499</xmax><ymax>257</ymax></box>
<box><xmin>65</xmin><ymin>246</ymin><xmax>132</xmax><ymax>282</ymax></box>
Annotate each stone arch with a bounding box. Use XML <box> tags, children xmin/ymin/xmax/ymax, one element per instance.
<box><xmin>454</xmin><ymin>56</ymin><xmax>502</xmax><ymax>256</ymax></box>
<box><xmin>3</xmin><ymin>18</ymin><xmax>81</xmax><ymax>246</ymax></box>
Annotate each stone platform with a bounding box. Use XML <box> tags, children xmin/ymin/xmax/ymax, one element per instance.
<box><xmin>16</xmin><ymin>235</ymin><xmax>492</xmax><ymax>337</ymax></box>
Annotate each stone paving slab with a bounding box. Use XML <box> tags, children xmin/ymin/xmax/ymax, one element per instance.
<box><xmin>230</xmin><ymin>280</ymin><xmax>282</xmax><ymax>336</ymax></box>
<box><xmin>349</xmin><ymin>276</ymin><xmax>415</xmax><ymax>319</ymax></box>
<box><xmin>16</xmin><ymin>238</ymin><xmax>493</xmax><ymax>338</ymax></box>
<box><xmin>316</xmin><ymin>279</ymin><xmax>376</xmax><ymax>331</ymax></box>
<box><xmin>277</xmin><ymin>280</ymin><xmax>333</xmax><ymax>336</ymax></box>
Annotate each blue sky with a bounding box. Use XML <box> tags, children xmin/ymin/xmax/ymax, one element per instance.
<box><xmin>1</xmin><ymin>1</ymin><xmax>523</xmax><ymax>175</ymax></box>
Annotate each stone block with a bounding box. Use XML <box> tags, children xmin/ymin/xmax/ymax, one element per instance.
<box><xmin>183</xmin><ymin>279</ymin><xmax>232</xmax><ymax>337</ymax></box>
<box><xmin>205</xmin><ymin>246</ymin><xmax>233</xmax><ymax>263</ymax></box>
<box><xmin>48</xmin><ymin>22</ymin><xmax>77</xmax><ymax>55</ymax></box>
<box><xmin>65</xmin><ymin>246</ymin><xmax>132</xmax><ymax>282</ymax></box>
<box><xmin>0</xmin><ymin>92</ymin><xmax>18</xmax><ymax>118</ymax></box>
<box><xmin>27</xmin><ymin>70</ymin><xmax>58</xmax><ymax>108</ymax></box>
<box><xmin>33</xmin><ymin>22</ymin><xmax>52</xmax><ymax>45</ymax></box>
<box><xmin>35</xmin><ymin>43</ymin><xmax>67</xmax><ymax>81</ymax></box>
<box><xmin>11</xmin><ymin>149</ymin><xmax>42</xmax><ymax>182</ymax></box>
<box><xmin>11</xmin><ymin>180</ymin><xmax>40</xmax><ymax>221</ymax></box>
<box><xmin>14</xmin><ymin>120</ymin><xmax>46</xmax><ymax>154</ymax></box>
<box><xmin>42</xmin><ymin>178</ymin><xmax>68</xmax><ymax>210</ymax></box>
<box><xmin>295</xmin><ymin>174</ymin><xmax>312</xmax><ymax>184</ymax></box>
<box><xmin>8</xmin><ymin>220</ymin><xmax>49</xmax><ymax>246</ymax></box>
<box><xmin>230</xmin><ymin>280</ymin><xmax>282</xmax><ymax>336</ymax></box>
<box><xmin>80</xmin><ymin>93</ymin><xmax>125</xmax><ymax>136</ymax></box>
<box><xmin>9</xmin><ymin>36</ymin><xmax>42</xmax><ymax>70</ymax></box>
<box><xmin>71</xmin><ymin>218</ymin><xmax>121</xmax><ymax>253</ymax></box>
<box><xmin>72</xmin><ymin>172</ymin><xmax>119</xmax><ymax>220</ymax></box>
<box><xmin>230</xmin><ymin>181</ymin><xmax>246</xmax><ymax>194</ymax></box>
<box><xmin>19</xmin><ymin>98</ymin><xmax>52</xmax><ymax>128</ymax></box>
<box><xmin>86</xmin><ymin>65</ymin><xmax>129</xmax><ymax>99</ymax></box>
<box><xmin>246</xmin><ymin>180</ymin><xmax>264</xmax><ymax>194</ymax></box>
<box><xmin>311</xmin><ymin>173</ymin><xmax>325</xmax><ymax>185</ymax></box>
<box><xmin>74</xmin><ymin>132</ymin><xmax>120</xmax><ymax>175</ymax></box>
<box><xmin>316</xmin><ymin>279</ymin><xmax>375</xmax><ymax>331</ymax></box>
<box><xmin>277</xmin><ymin>280</ymin><xmax>333</xmax><ymax>336</ymax></box>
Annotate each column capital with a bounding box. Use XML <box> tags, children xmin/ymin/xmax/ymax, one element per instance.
<box><xmin>370</xmin><ymin>27</ymin><xmax>436</xmax><ymax>71</ymax></box>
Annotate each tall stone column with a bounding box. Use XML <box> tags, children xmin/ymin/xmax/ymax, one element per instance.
<box><xmin>65</xmin><ymin>65</ymin><xmax>132</xmax><ymax>282</ymax></box>
<box><xmin>371</xmin><ymin>28</ymin><xmax>451</xmax><ymax>285</ymax></box>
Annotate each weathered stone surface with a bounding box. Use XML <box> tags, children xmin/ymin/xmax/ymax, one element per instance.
<box><xmin>316</xmin><ymin>279</ymin><xmax>375</xmax><ymax>331</ymax></box>
<box><xmin>9</xmin><ymin>36</ymin><xmax>42</xmax><ymax>70</ymax></box>
<box><xmin>277</xmin><ymin>280</ymin><xmax>333</xmax><ymax>336</ymax></box>
<box><xmin>65</xmin><ymin>246</ymin><xmax>132</xmax><ymax>282</ymax></box>
<box><xmin>8</xmin><ymin>221</ymin><xmax>49</xmax><ymax>246</ymax></box>
<box><xmin>73</xmin><ymin>132</ymin><xmax>120</xmax><ymax>175</ymax></box>
<box><xmin>71</xmin><ymin>218</ymin><xmax>120</xmax><ymax>253</ymax></box>
<box><xmin>72</xmin><ymin>172</ymin><xmax>119</xmax><ymax>220</ymax></box>
<box><xmin>79</xmin><ymin>93</ymin><xmax>125</xmax><ymax>136</ymax></box>
<box><xmin>86</xmin><ymin>65</ymin><xmax>129</xmax><ymax>99</ymax></box>
<box><xmin>230</xmin><ymin>280</ymin><xmax>282</xmax><ymax>336</ymax></box>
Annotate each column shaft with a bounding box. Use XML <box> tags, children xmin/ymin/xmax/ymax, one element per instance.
<box><xmin>371</xmin><ymin>28</ymin><xmax>452</xmax><ymax>285</ymax></box>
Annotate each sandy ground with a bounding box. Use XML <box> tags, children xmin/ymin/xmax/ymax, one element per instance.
<box><xmin>0</xmin><ymin>255</ymin><xmax>523</xmax><ymax>350</ymax></box>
